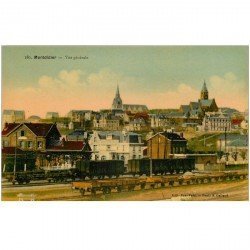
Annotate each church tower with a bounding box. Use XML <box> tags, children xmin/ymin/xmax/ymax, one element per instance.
<box><xmin>112</xmin><ymin>85</ymin><xmax>123</xmax><ymax>110</ymax></box>
<box><xmin>200</xmin><ymin>80</ymin><xmax>209</xmax><ymax>100</ymax></box>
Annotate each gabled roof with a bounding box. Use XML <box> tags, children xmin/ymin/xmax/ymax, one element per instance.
<box><xmin>180</xmin><ymin>105</ymin><xmax>190</xmax><ymax>113</ymax></box>
<box><xmin>199</xmin><ymin>99</ymin><xmax>214</xmax><ymax>107</ymax></box>
<box><xmin>24</xmin><ymin>123</ymin><xmax>57</xmax><ymax>137</ymax></box>
<box><xmin>189</xmin><ymin>102</ymin><xmax>199</xmax><ymax>110</ymax></box>
<box><xmin>147</xmin><ymin>132</ymin><xmax>186</xmax><ymax>141</ymax></box>
<box><xmin>2</xmin><ymin>123</ymin><xmax>60</xmax><ymax>137</ymax></box>
<box><xmin>2</xmin><ymin>123</ymin><xmax>22</xmax><ymax>136</ymax></box>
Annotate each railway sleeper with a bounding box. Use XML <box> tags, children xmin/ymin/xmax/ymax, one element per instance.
<box><xmin>128</xmin><ymin>185</ymin><xmax>136</xmax><ymax>191</ymax></box>
<box><xmin>80</xmin><ymin>189</ymin><xmax>85</xmax><ymax>196</ymax></box>
<box><xmin>116</xmin><ymin>186</ymin><xmax>123</xmax><ymax>192</ymax></box>
<box><xmin>102</xmin><ymin>187</ymin><xmax>112</xmax><ymax>195</ymax></box>
<box><xmin>140</xmin><ymin>183</ymin><xmax>146</xmax><ymax>190</ymax></box>
<box><xmin>169</xmin><ymin>180</ymin><xmax>175</xmax><ymax>186</ymax></box>
<box><xmin>178</xmin><ymin>180</ymin><xmax>184</xmax><ymax>185</ymax></box>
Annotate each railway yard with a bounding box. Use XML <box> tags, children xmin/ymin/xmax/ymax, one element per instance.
<box><xmin>1</xmin><ymin>170</ymin><xmax>248</xmax><ymax>201</ymax></box>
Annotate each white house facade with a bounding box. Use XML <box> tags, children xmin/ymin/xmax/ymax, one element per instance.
<box><xmin>89</xmin><ymin>130</ymin><xmax>145</xmax><ymax>166</ymax></box>
<box><xmin>201</xmin><ymin>112</ymin><xmax>231</xmax><ymax>132</ymax></box>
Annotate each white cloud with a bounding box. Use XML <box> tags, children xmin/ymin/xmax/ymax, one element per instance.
<box><xmin>209</xmin><ymin>72</ymin><xmax>248</xmax><ymax>111</ymax></box>
<box><xmin>2</xmin><ymin>70</ymin><xmax>248</xmax><ymax>117</ymax></box>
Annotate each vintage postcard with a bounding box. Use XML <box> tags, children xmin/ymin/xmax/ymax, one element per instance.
<box><xmin>1</xmin><ymin>46</ymin><xmax>248</xmax><ymax>201</ymax></box>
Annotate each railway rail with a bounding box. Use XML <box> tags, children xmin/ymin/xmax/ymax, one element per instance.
<box><xmin>72</xmin><ymin>170</ymin><xmax>248</xmax><ymax>196</ymax></box>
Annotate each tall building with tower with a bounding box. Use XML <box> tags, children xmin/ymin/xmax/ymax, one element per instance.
<box><xmin>111</xmin><ymin>85</ymin><xmax>148</xmax><ymax>113</ymax></box>
<box><xmin>200</xmin><ymin>80</ymin><xmax>209</xmax><ymax>100</ymax></box>
<box><xmin>112</xmin><ymin>85</ymin><xmax>123</xmax><ymax>110</ymax></box>
<box><xmin>178</xmin><ymin>80</ymin><xmax>218</xmax><ymax>118</ymax></box>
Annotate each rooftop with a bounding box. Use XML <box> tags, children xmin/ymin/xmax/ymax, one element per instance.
<box><xmin>46</xmin><ymin>140</ymin><xmax>88</xmax><ymax>151</ymax></box>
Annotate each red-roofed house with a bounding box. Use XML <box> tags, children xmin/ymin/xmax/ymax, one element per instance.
<box><xmin>2</xmin><ymin>122</ymin><xmax>61</xmax><ymax>151</ymax></box>
<box><xmin>2</xmin><ymin>123</ymin><xmax>92</xmax><ymax>169</ymax></box>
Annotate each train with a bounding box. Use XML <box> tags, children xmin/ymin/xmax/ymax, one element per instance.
<box><xmin>2</xmin><ymin>158</ymin><xmax>195</xmax><ymax>185</ymax></box>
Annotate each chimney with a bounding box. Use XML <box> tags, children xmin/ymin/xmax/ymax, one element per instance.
<box><xmin>62</xmin><ymin>137</ymin><xmax>66</xmax><ymax>147</ymax></box>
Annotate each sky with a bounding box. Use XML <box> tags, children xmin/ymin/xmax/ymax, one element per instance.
<box><xmin>2</xmin><ymin>46</ymin><xmax>249</xmax><ymax>118</ymax></box>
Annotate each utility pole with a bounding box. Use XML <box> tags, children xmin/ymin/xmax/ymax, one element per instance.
<box><xmin>14</xmin><ymin>132</ymin><xmax>17</xmax><ymax>175</ymax></box>
<box><xmin>149</xmin><ymin>139</ymin><xmax>153</xmax><ymax>177</ymax></box>
<box><xmin>150</xmin><ymin>157</ymin><xmax>152</xmax><ymax>177</ymax></box>
<box><xmin>224</xmin><ymin>127</ymin><xmax>227</xmax><ymax>153</ymax></box>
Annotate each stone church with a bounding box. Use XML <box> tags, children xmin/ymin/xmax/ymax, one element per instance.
<box><xmin>179</xmin><ymin>81</ymin><xmax>218</xmax><ymax>118</ymax></box>
<box><xmin>112</xmin><ymin>85</ymin><xmax>148</xmax><ymax>113</ymax></box>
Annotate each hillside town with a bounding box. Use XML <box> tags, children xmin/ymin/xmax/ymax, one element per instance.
<box><xmin>2</xmin><ymin>81</ymin><xmax>248</xmax><ymax>173</ymax></box>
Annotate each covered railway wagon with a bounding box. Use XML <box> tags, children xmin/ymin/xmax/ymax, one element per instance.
<box><xmin>75</xmin><ymin>160</ymin><xmax>125</xmax><ymax>179</ymax></box>
<box><xmin>127</xmin><ymin>158</ymin><xmax>195</xmax><ymax>175</ymax></box>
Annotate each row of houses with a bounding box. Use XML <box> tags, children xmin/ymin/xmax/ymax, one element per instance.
<box><xmin>2</xmin><ymin>82</ymin><xmax>248</xmax><ymax>132</ymax></box>
<box><xmin>2</xmin><ymin>122</ymin><xmax>189</xmax><ymax>168</ymax></box>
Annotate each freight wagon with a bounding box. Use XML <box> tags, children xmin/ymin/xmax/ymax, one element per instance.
<box><xmin>75</xmin><ymin>160</ymin><xmax>125</xmax><ymax>179</ymax></box>
<box><xmin>127</xmin><ymin>158</ymin><xmax>195</xmax><ymax>176</ymax></box>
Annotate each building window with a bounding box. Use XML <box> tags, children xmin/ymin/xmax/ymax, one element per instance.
<box><xmin>107</xmin><ymin>145</ymin><xmax>111</xmax><ymax>151</ymax></box>
<box><xmin>19</xmin><ymin>141</ymin><xmax>25</xmax><ymax>149</ymax></box>
<box><xmin>93</xmin><ymin>145</ymin><xmax>97</xmax><ymax>151</ymax></box>
<box><xmin>101</xmin><ymin>156</ymin><xmax>106</xmax><ymax>160</ymax></box>
<box><xmin>2</xmin><ymin>140</ymin><xmax>8</xmax><ymax>147</ymax></box>
<box><xmin>133</xmin><ymin>155</ymin><xmax>136</xmax><ymax>159</ymax></box>
<box><xmin>95</xmin><ymin>155</ymin><xmax>99</xmax><ymax>160</ymax></box>
<box><xmin>37</xmin><ymin>141</ymin><xmax>43</xmax><ymax>149</ymax></box>
<box><xmin>27</xmin><ymin>141</ymin><xmax>33</xmax><ymax>149</ymax></box>
<box><xmin>20</xmin><ymin>130</ymin><xmax>25</xmax><ymax>137</ymax></box>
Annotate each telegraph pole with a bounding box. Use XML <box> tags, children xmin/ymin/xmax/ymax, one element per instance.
<box><xmin>13</xmin><ymin>132</ymin><xmax>17</xmax><ymax>184</ymax></box>
<box><xmin>150</xmin><ymin>139</ymin><xmax>153</xmax><ymax>177</ymax></box>
<box><xmin>224</xmin><ymin>127</ymin><xmax>227</xmax><ymax>153</ymax></box>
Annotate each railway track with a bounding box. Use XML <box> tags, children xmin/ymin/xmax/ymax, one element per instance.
<box><xmin>72</xmin><ymin>170</ymin><xmax>248</xmax><ymax>196</ymax></box>
<box><xmin>45</xmin><ymin>177</ymin><xmax>249</xmax><ymax>201</ymax></box>
<box><xmin>1</xmin><ymin>173</ymin><xmax>183</xmax><ymax>189</ymax></box>
<box><xmin>1</xmin><ymin>180</ymin><xmax>71</xmax><ymax>189</ymax></box>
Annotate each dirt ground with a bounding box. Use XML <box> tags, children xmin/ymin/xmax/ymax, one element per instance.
<box><xmin>1</xmin><ymin>179</ymin><xmax>248</xmax><ymax>201</ymax></box>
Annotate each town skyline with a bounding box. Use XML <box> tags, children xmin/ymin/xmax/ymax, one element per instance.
<box><xmin>2</xmin><ymin>46</ymin><xmax>248</xmax><ymax>117</ymax></box>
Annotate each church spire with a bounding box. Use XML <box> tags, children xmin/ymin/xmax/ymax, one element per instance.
<box><xmin>201</xmin><ymin>80</ymin><xmax>209</xmax><ymax>100</ymax></box>
<box><xmin>116</xmin><ymin>84</ymin><xmax>120</xmax><ymax>97</ymax></box>
<box><xmin>112</xmin><ymin>84</ymin><xmax>123</xmax><ymax>110</ymax></box>
<box><xmin>201</xmin><ymin>80</ymin><xmax>208</xmax><ymax>92</ymax></box>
